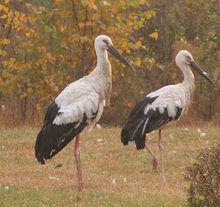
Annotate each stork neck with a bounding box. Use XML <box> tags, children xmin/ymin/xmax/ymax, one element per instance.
<box><xmin>96</xmin><ymin>48</ymin><xmax>110</xmax><ymax>67</ymax></box>
<box><xmin>181</xmin><ymin>65</ymin><xmax>195</xmax><ymax>85</ymax></box>
<box><xmin>179</xmin><ymin>65</ymin><xmax>195</xmax><ymax>111</ymax></box>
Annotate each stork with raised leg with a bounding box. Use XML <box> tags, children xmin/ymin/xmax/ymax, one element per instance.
<box><xmin>121</xmin><ymin>50</ymin><xmax>213</xmax><ymax>180</ymax></box>
<box><xmin>35</xmin><ymin>35</ymin><xmax>135</xmax><ymax>191</ymax></box>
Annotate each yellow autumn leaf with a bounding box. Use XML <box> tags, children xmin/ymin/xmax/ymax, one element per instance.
<box><xmin>54</xmin><ymin>86</ymin><xmax>59</xmax><ymax>92</ymax></box>
<box><xmin>146</xmin><ymin>58</ymin><xmax>155</xmax><ymax>66</ymax></box>
<box><xmin>0</xmin><ymin>39</ymin><xmax>10</xmax><ymax>45</ymax></box>
<box><xmin>120</xmin><ymin>40</ymin><xmax>128</xmax><ymax>50</ymax></box>
<box><xmin>0</xmin><ymin>49</ymin><xmax>7</xmax><ymax>56</ymax></box>
<box><xmin>60</xmin><ymin>26</ymin><xmax>65</xmax><ymax>33</ymax></box>
<box><xmin>180</xmin><ymin>37</ymin><xmax>187</xmax><ymax>43</ymax></box>
<box><xmin>55</xmin><ymin>0</ymin><xmax>63</xmax><ymax>4</ymax></box>
<box><xmin>1</xmin><ymin>14</ymin><xmax>8</xmax><ymax>19</ymax></box>
<box><xmin>20</xmin><ymin>92</ymin><xmax>28</xmax><ymax>98</ymax></box>
<box><xmin>27</xmin><ymin>87</ymin><xmax>33</xmax><ymax>94</ymax></box>
<box><xmin>0</xmin><ymin>5</ymin><xmax>7</xmax><ymax>12</ymax></box>
<box><xmin>2</xmin><ymin>58</ymin><xmax>15</xmax><ymax>68</ymax></box>
<box><xmin>149</xmin><ymin>31</ymin><xmax>158</xmax><ymax>40</ymax></box>
<box><xmin>135</xmin><ymin>58</ymin><xmax>141</xmax><ymax>66</ymax></box>
<box><xmin>80</xmin><ymin>36</ymin><xmax>88</xmax><ymax>43</ymax></box>
<box><xmin>135</xmin><ymin>40</ymin><xmax>142</xmax><ymax>49</ymax></box>
<box><xmin>26</xmin><ymin>29</ymin><xmax>35</xmax><ymax>37</ymax></box>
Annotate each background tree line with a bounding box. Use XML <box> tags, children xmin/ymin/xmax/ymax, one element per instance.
<box><xmin>0</xmin><ymin>0</ymin><xmax>219</xmax><ymax>126</ymax></box>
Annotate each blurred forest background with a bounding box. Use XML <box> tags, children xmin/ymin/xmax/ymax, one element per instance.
<box><xmin>0</xmin><ymin>0</ymin><xmax>219</xmax><ymax>126</ymax></box>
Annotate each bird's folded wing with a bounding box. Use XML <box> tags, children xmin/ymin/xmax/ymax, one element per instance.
<box><xmin>35</xmin><ymin>90</ymin><xmax>100</xmax><ymax>164</ymax></box>
<box><xmin>53</xmin><ymin>91</ymin><xmax>99</xmax><ymax>125</ymax></box>
<box><xmin>121</xmin><ymin>91</ymin><xmax>184</xmax><ymax>149</ymax></box>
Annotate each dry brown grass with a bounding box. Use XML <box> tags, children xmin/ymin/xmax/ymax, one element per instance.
<box><xmin>0</xmin><ymin>126</ymin><xmax>219</xmax><ymax>206</ymax></box>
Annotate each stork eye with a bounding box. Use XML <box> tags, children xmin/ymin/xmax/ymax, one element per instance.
<box><xmin>103</xmin><ymin>39</ymin><xmax>109</xmax><ymax>45</ymax></box>
<box><xmin>185</xmin><ymin>55</ymin><xmax>191</xmax><ymax>62</ymax></box>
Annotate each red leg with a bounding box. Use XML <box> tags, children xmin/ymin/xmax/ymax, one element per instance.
<box><xmin>74</xmin><ymin>135</ymin><xmax>84</xmax><ymax>191</ymax></box>
<box><xmin>145</xmin><ymin>144</ymin><xmax>158</xmax><ymax>172</ymax></box>
<box><xmin>158</xmin><ymin>129</ymin><xmax>166</xmax><ymax>181</ymax></box>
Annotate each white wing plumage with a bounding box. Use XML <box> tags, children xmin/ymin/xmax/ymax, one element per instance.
<box><xmin>53</xmin><ymin>77</ymin><xmax>100</xmax><ymax>125</ymax></box>
<box><xmin>146</xmin><ymin>84</ymin><xmax>186</xmax><ymax>118</ymax></box>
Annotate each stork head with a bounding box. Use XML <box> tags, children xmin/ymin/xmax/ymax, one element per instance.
<box><xmin>175</xmin><ymin>50</ymin><xmax>194</xmax><ymax>66</ymax></box>
<box><xmin>175</xmin><ymin>50</ymin><xmax>213</xmax><ymax>84</ymax></box>
<box><xmin>95</xmin><ymin>35</ymin><xmax>135</xmax><ymax>71</ymax></box>
<box><xmin>95</xmin><ymin>35</ymin><xmax>113</xmax><ymax>50</ymax></box>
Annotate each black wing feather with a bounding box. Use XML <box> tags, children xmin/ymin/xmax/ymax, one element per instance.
<box><xmin>129</xmin><ymin>96</ymin><xmax>158</xmax><ymax>118</ymax></box>
<box><xmin>121</xmin><ymin>97</ymin><xmax>183</xmax><ymax>150</ymax></box>
<box><xmin>35</xmin><ymin>102</ymin><xmax>97</xmax><ymax>164</ymax></box>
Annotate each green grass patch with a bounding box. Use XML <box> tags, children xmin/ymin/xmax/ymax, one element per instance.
<box><xmin>0</xmin><ymin>184</ymin><xmax>186</xmax><ymax>207</ymax></box>
<box><xmin>0</xmin><ymin>126</ymin><xmax>219</xmax><ymax>206</ymax></box>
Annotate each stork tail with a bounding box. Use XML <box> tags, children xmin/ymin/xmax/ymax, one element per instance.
<box><xmin>121</xmin><ymin>118</ymin><xmax>146</xmax><ymax>150</ymax></box>
<box><xmin>35</xmin><ymin>115</ymin><xmax>87</xmax><ymax>164</ymax></box>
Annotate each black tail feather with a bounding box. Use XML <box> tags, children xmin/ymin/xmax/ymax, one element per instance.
<box><xmin>121</xmin><ymin>118</ymin><xmax>146</xmax><ymax>150</ymax></box>
<box><xmin>35</xmin><ymin>126</ymin><xmax>47</xmax><ymax>164</ymax></box>
<box><xmin>35</xmin><ymin>115</ymin><xmax>87</xmax><ymax>164</ymax></box>
<box><xmin>121</xmin><ymin>96</ymin><xmax>159</xmax><ymax>150</ymax></box>
<box><xmin>121</xmin><ymin>128</ymin><xmax>129</xmax><ymax>146</ymax></box>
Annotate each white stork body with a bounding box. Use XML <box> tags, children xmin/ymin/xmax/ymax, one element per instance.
<box><xmin>121</xmin><ymin>50</ymin><xmax>213</xmax><ymax>179</ymax></box>
<box><xmin>54</xmin><ymin>40</ymin><xmax>113</xmax><ymax>128</ymax></box>
<box><xmin>54</xmin><ymin>61</ymin><xmax>111</xmax><ymax>127</ymax></box>
<box><xmin>35</xmin><ymin>35</ymin><xmax>134</xmax><ymax>191</ymax></box>
<box><xmin>145</xmin><ymin>78</ymin><xmax>195</xmax><ymax>122</ymax></box>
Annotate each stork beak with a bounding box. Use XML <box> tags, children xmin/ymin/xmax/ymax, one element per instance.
<box><xmin>189</xmin><ymin>61</ymin><xmax>213</xmax><ymax>85</ymax></box>
<box><xmin>107</xmin><ymin>45</ymin><xmax>136</xmax><ymax>72</ymax></box>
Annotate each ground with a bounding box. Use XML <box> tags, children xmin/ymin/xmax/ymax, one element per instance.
<box><xmin>0</xmin><ymin>126</ymin><xmax>219</xmax><ymax>207</ymax></box>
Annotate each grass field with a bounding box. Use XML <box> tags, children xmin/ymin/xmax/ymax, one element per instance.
<box><xmin>0</xmin><ymin>126</ymin><xmax>219</xmax><ymax>207</ymax></box>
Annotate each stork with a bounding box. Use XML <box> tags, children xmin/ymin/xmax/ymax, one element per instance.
<box><xmin>35</xmin><ymin>35</ymin><xmax>135</xmax><ymax>191</ymax></box>
<box><xmin>121</xmin><ymin>50</ymin><xmax>213</xmax><ymax>180</ymax></box>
